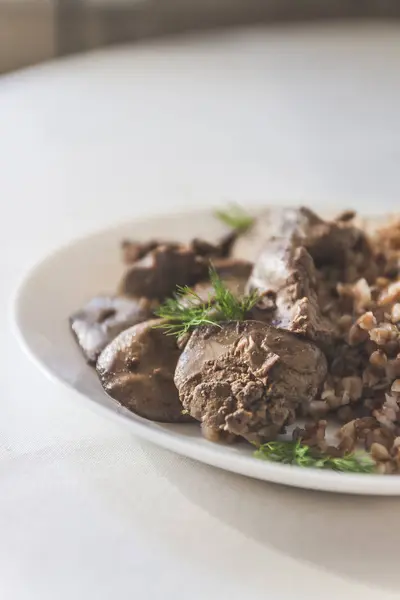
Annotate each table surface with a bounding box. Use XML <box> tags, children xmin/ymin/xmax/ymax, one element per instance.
<box><xmin>1</xmin><ymin>22</ymin><xmax>400</xmax><ymax>600</ymax></box>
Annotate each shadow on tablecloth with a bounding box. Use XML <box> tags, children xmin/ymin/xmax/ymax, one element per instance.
<box><xmin>142</xmin><ymin>439</ymin><xmax>400</xmax><ymax>592</ymax></box>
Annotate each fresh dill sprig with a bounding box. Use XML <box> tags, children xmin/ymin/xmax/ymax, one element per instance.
<box><xmin>254</xmin><ymin>440</ymin><xmax>376</xmax><ymax>474</ymax></box>
<box><xmin>155</xmin><ymin>267</ymin><xmax>260</xmax><ymax>337</ymax></box>
<box><xmin>209</xmin><ymin>266</ymin><xmax>260</xmax><ymax>321</ymax></box>
<box><xmin>154</xmin><ymin>284</ymin><xmax>218</xmax><ymax>336</ymax></box>
<box><xmin>214</xmin><ymin>204</ymin><xmax>254</xmax><ymax>233</ymax></box>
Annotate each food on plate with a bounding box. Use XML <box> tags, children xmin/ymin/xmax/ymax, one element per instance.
<box><xmin>120</xmin><ymin>242</ymin><xmax>208</xmax><ymax>300</ymax></box>
<box><xmin>232</xmin><ymin>206</ymin><xmax>372</xmax><ymax>266</ymax></box>
<box><xmin>69</xmin><ymin>205</ymin><xmax>400</xmax><ymax>474</ymax></box>
<box><xmin>122</xmin><ymin>231</ymin><xmax>236</xmax><ymax>265</ymax></box>
<box><xmin>119</xmin><ymin>230</ymin><xmax>241</xmax><ymax>300</ymax></box>
<box><xmin>244</xmin><ymin>208</ymin><xmax>377</xmax><ymax>355</ymax></box>
<box><xmin>69</xmin><ymin>295</ymin><xmax>156</xmax><ymax>365</ymax></box>
<box><xmin>254</xmin><ymin>439</ymin><xmax>375</xmax><ymax>473</ymax></box>
<box><xmin>174</xmin><ymin>321</ymin><xmax>327</xmax><ymax>443</ymax></box>
<box><xmin>154</xmin><ymin>265</ymin><xmax>260</xmax><ymax>339</ymax></box>
<box><xmin>181</xmin><ymin>258</ymin><xmax>253</xmax><ymax>307</ymax></box>
<box><xmin>97</xmin><ymin>319</ymin><xmax>190</xmax><ymax>422</ymax></box>
<box><xmin>246</xmin><ymin>224</ymin><xmax>331</xmax><ymax>349</ymax></box>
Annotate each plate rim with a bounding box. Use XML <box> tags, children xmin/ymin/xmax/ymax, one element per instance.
<box><xmin>10</xmin><ymin>209</ymin><xmax>400</xmax><ymax>496</ymax></box>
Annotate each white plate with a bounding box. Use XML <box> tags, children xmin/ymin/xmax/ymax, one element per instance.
<box><xmin>11</xmin><ymin>209</ymin><xmax>400</xmax><ymax>495</ymax></box>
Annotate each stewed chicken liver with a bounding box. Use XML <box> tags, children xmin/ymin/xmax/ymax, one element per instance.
<box><xmin>70</xmin><ymin>295</ymin><xmax>156</xmax><ymax>365</ymax></box>
<box><xmin>97</xmin><ymin>319</ymin><xmax>191</xmax><ymax>422</ymax></box>
<box><xmin>174</xmin><ymin>321</ymin><xmax>327</xmax><ymax>443</ymax></box>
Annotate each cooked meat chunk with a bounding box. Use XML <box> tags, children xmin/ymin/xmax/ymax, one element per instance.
<box><xmin>70</xmin><ymin>295</ymin><xmax>155</xmax><ymax>365</ymax></box>
<box><xmin>97</xmin><ymin>319</ymin><xmax>190</xmax><ymax>422</ymax></box>
<box><xmin>120</xmin><ymin>243</ymin><xmax>208</xmax><ymax>300</ymax></box>
<box><xmin>122</xmin><ymin>230</ymin><xmax>236</xmax><ymax>266</ymax></box>
<box><xmin>248</xmin><ymin>236</ymin><xmax>333</xmax><ymax>348</ymax></box>
<box><xmin>174</xmin><ymin>321</ymin><xmax>327</xmax><ymax>443</ymax></box>
<box><xmin>289</xmin><ymin>206</ymin><xmax>365</xmax><ymax>269</ymax></box>
<box><xmin>190</xmin><ymin>231</ymin><xmax>237</xmax><ymax>258</ymax></box>
<box><xmin>246</xmin><ymin>207</ymin><xmax>376</xmax><ymax>349</ymax></box>
<box><xmin>121</xmin><ymin>240</ymin><xmax>161</xmax><ymax>264</ymax></box>
<box><xmin>233</xmin><ymin>206</ymin><xmax>371</xmax><ymax>271</ymax></box>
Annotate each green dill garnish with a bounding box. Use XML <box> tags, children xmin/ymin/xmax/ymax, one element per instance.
<box><xmin>154</xmin><ymin>284</ymin><xmax>218</xmax><ymax>337</ymax></box>
<box><xmin>254</xmin><ymin>440</ymin><xmax>376</xmax><ymax>474</ymax></box>
<box><xmin>214</xmin><ymin>204</ymin><xmax>254</xmax><ymax>233</ymax></box>
<box><xmin>155</xmin><ymin>267</ymin><xmax>260</xmax><ymax>337</ymax></box>
<box><xmin>209</xmin><ymin>266</ymin><xmax>259</xmax><ymax>321</ymax></box>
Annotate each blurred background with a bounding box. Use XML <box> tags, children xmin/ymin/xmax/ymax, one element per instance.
<box><xmin>2</xmin><ymin>0</ymin><xmax>400</xmax><ymax>74</ymax></box>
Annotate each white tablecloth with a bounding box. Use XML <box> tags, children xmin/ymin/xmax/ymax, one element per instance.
<box><xmin>1</xmin><ymin>23</ymin><xmax>400</xmax><ymax>600</ymax></box>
